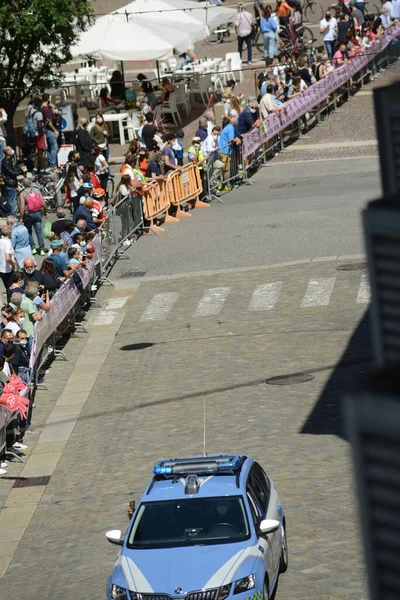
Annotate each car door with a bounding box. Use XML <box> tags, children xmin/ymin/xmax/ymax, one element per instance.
<box><xmin>246</xmin><ymin>470</ymin><xmax>275</xmax><ymax>587</ymax></box>
<box><xmin>246</xmin><ymin>487</ymin><xmax>274</xmax><ymax>587</ymax></box>
<box><xmin>252</xmin><ymin>463</ymin><xmax>281</xmax><ymax>575</ymax></box>
<box><xmin>249</xmin><ymin>465</ymin><xmax>281</xmax><ymax>580</ymax></box>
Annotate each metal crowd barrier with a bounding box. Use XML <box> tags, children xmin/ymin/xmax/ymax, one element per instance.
<box><xmin>99</xmin><ymin>192</ymin><xmax>144</xmax><ymax>279</ymax></box>
<box><xmin>241</xmin><ymin>25</ymin><xmax>400</xmax><ymax>173</ymax></box>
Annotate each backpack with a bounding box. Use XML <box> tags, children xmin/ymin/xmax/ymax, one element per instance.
<box><xmin>0</xmin><ymin>195</ymin><xmax>10</xmax><ymax>218</ymax></box>
<box><xmin>26</xmin><ymin>189</ymin><xmax>43</xmax><ymax>212</ymax></box>
<box><xmin>23</xmin><ymin>110</ymin><xmax>41</xmax><ymax>144</ymax></box>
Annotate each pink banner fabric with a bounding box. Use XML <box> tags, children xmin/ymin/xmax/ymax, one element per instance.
<box><xmin>243</xmin><ymin>23</ymin><xmax>400</xmax><ymax>158</ymax></box>
<box><xmin>29</xmin><ymin>234</ymin><xmax>101</xmax><ymax>369</ymax></box>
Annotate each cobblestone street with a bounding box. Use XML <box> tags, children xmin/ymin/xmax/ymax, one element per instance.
<box><xmin>0</xmin><ymin>259</ymin><xmax>371</xmax><ymax>599</ymax></box>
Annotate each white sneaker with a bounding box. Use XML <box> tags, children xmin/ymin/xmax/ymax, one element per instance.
<box><xmin>0</xmin><ymin>461</ymin><xmax>8</xmax><ymax>468</ymax></box>
<box><xmin>0</xmin><ymin>468</ymin><xmax>7</xmax><ymax>475</ymax></box>
<box><xmin>13</xmin><ymin>442</ymin><xmax>28</xmax><ymax>450</ymax></box>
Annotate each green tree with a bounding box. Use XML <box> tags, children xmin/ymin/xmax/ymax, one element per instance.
<box><xmin>0</xmin><ymin>0</ymin><xmax>94</xmax><ymax>138</ymax></box>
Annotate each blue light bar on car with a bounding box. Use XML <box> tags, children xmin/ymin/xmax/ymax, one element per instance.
<box><xmin>153</xmin><ymin>455</ymin><xmax>242</xmax><ymax>476</ymax></box>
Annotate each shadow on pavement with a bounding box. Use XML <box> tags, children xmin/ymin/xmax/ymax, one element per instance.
<box><xmin>120</xmin><ymin>342</ymin><xmax>155</xmax><ymax>351</ymax></box>
<box><xmin>300</xmin><ymin>309</ymin><xmax>373</xmax><ymax>439</ymax></box>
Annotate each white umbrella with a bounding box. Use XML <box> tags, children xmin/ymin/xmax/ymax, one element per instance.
<box><xmin>118</xmin><ymin>0</ymin><xmax>237</xmax><ymax>43</ymax></box>
<box><xmin>71</xmin><ymin>12</ymin><xmax>194</xmax><ymax>61</ymax></box>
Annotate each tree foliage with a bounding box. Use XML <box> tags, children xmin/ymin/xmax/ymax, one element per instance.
<box><xmin>0</xmin><ymin>0</ymin><xmax>94</xmax><ymax>124</ymax></box>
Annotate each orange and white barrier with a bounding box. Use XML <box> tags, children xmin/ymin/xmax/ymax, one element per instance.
<box><xmin>166</xmin><ymin>163</ymin><xmax>210</xmax><ymax>218</ymax></box>
<box><xmin>141</xmin><ymin>180</ymin><xmax>172</xmax><ymax>233</ymax></box>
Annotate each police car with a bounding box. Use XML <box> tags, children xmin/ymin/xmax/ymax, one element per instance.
<box><xmin>106</xmin><ymin>454</ymin><xmax>288</xmax><ymax>600</ymax></box>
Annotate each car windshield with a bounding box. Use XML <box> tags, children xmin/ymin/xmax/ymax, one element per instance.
<box><xmin>127</xmin><ymin>496</ymin><xmax>250</xmax><ymax>548</ymax></box>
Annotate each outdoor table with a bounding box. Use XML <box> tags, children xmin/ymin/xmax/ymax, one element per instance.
<box><xmin>172</xmin><ymin>57</ymin><xmax>223</xmax><ymax>79</ymax></box>
<box><xmin>97</xmin><ymin>112</ymin><xmax>131</xmax><ymax>145</ymax></box>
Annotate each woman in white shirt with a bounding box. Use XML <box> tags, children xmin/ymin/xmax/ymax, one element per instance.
<box><xmin>66</xmin><ymin>165</ymin><xmax>82</xmax><ymax>212</ymax></box>
<box><xmin>94</xmin><ymin>146</ymin><xmax>109</xmax><ymax>192</ymax></box>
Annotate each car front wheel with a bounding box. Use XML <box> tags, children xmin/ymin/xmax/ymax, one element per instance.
<box><xmin>263</xmin><ymin>578</ymin><xmax>270</xmax><ymax>600</ymax></box>
<box><xmin>279</xmin><ymin>522</ymin><xmax>288</xmax><ymax>573</ymax></box>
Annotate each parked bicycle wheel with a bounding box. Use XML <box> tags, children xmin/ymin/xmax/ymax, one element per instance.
<box><xmin>304</xmin><ymin>1</ymin><xmax>324</xmax><ymax>22</ymax></box>
<box><xmin>205</xmin><ymin>25</ymin><xmax>228</xmax><ymax>45</ymax></box>
<box><xmin>299</xmin><ymin>25</ymin><xmax>315</xmax><ymax>43</ymax></box>
<box><xmin>254</xmin><ymin>30</ymin><xmax>264</xmax><ymax>54</ymax></box>
<box><xmin>364</xmin><ymin>2</ymin><xmax>380</xmax><ymax>15</ymax></box>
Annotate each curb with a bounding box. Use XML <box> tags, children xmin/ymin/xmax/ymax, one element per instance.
<box><xmin>113</xmin><ymin>254</ymin><xmax>366</xmax><ymax>285</ymax></box>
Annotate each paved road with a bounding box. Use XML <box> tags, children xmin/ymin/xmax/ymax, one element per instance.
<box><xmin>0</xmin><ymin>259</ymin><xmax>371</xmax><ymax>600</ymax></box>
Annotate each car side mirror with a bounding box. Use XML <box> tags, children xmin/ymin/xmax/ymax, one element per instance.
<box><xmin>105</xmin><ymin>529</ymin><xmax>124</xmax><ymax>546</ymax></box>
<box><xmin>259</xmin><ymin>519</ymin><xmax>280</xmax><ymax>535</ymax></box>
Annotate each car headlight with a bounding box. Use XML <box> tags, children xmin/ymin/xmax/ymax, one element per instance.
<box><xmin>233</xmin><ymin>575</ymin><xmax>255</xmax><ymax>595</ymax></box>
<box><xmin>111</xmin><ymin>584</ymin><xmax>128</xmax><ymax>600</ymax></box>
<box><xmin>218</xmin><ymin>583</ymin><xmax>232</xmax><ymax>600</ymax></box>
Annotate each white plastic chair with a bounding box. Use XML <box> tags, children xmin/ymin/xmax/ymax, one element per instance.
<box><xmin>218</xmin><ymin>57</ymin><xmax>234</xmax><ymax>85</ymax></box>
<box><xmin>160</xmin><ymin>92</ymin><xmax>181</xmax><ymax>126</ymax></box>
<box><xmin>225</xmin><ymin>52</ymin><xmax>243</xmax><ymax>83</ymax></box>
<box><xmin>175</xmin><ymin>83</ymin><xmax>191</xmax><ymax>116</ymax></box>
<box><xmin>190</xmin><ymin>75</ymin><xmax>211</xmax><ymax>107</ymax></box>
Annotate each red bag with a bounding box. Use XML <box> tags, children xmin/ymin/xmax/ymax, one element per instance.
<box><xmin>26</xmin><ymin>190</ymin><xmax>43</xmax><ymax>212</ymax></box>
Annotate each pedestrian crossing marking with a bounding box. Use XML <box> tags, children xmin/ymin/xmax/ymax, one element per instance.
<box><xmin>138</xmin><ymin>275</ymin><xmax>370</xmax><ymax>322</ymax></box>
<box><xmin>301</xmin><ymin>278</ymin><xmax>336</xmax><ymax>307</ymax></box>
<box><xmin>356</xmin><ymin>274</ymin><xmax>370</xmax><ymax>304</ymax></box>
<box><xmin>248</xmin><ymin>282</ymin><xmax>283</xmax><ymax>311</ymax></box>
<box><xmin>194</xmin><ymin>287</ymin><xmax>231</xmax><ymax>317</ymax></box>
<box><xmin>139</xmin><ymin>292</ymin><xmax>179</xmax><ymax>322</ymax></box>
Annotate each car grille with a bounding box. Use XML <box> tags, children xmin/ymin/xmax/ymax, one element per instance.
<box><xmin>130</xmin><ymin>589</ymin><xmax>219</xmax><ymax>600</ymax></box>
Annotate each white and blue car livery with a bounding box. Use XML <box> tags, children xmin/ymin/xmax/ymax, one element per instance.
<box><xmin>106</xmin><ymin>454</ymin><xmax>288</xmax><ymax>600</ymax></box>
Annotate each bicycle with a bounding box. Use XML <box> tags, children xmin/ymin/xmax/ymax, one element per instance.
<box><xmin>302</xmin><ymin>0</ymin><xmax>324</xmax><ymax>22</ymax></box>
<box><xmin>364</xmin><ymin>1</ymin><xmax>380</xmax><ymax>15</ymax></box>
<box><xmin>255</xmin><ymin>23</ymin><xmax>315</xmax><ymax>57</ymax></box>
<box><xmin>205</xmin><ymin>22</ymin><xmax>233</xmax><ymax>45</ymax></box>
<box><xmin>30</xmin><ymin>170</ymin><xmax>67</xmax><ymax>212</ymax></box>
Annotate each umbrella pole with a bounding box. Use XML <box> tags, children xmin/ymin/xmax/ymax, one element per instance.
<box><xmin>156</xmin><ymin>61</ymin><xmax>161</xmax><ymax>85</ymax></box>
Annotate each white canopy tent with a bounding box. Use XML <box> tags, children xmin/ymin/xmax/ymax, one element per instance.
<box><xmin>71</xmin><ymin>13</ymin><xmax>193</xmax><ymax>61</ymax></box>
<box><xmin>120</xmin><ymin>0</ymin><xmax>237</xmax><ymax>44</ymax></box>
<box><xmin>71</xmin><ymin>0</ymin><xmax>237</xmax><ymax>62</ymax></box>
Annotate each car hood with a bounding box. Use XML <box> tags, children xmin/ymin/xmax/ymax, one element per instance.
<box><xmin>114</xmin><ymin>540</ymin><xmax>260</xmax><ymax>594</ymax></box>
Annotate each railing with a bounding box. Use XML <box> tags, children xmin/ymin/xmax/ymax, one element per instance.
<box><xmin>242</xmin><ymin>24</ymin><xmax>400</xmax><ymax>164</ymax></box>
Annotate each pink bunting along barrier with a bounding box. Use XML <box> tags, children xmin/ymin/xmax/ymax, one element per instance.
<box><xmin>0</xmin><ymin>375</ymin><xmax>30</xmax><ymax>419</ymax></box>
<box><xmin>242</xmin><ymin>22</ymin><xmax>400</xmax><ymax>158</ymax></box>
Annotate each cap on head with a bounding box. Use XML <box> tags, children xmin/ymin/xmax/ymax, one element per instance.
<box><xmin>50</xmin><ymin>239</ymin><xmax>64</xmax><ymax>249</ymax></box>
<box><xmin>192</xmin><ymin>136</ymin><xmax>201</xmax><ymax>144</ymax></box>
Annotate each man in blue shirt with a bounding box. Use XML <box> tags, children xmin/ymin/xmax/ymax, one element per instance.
<box><xmin>219</xmin><ymin>115</ymin><xmax>239</xmax><ymax>190</ymax></box>
<box><xmin>48</xmin><ymin>239</ymin><xmax>80</xmax><ymax>279</ymax></box>
<box><xmin>219</xmin><ymin>115</ymin><xmax>238</xmax><ymax>157</ymax></box>
<box><xmin>73</xmin><ymin>198</ymin><xmax>99</xmax><ymax>232</ymax></box>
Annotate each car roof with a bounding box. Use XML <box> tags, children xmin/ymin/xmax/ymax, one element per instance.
<box><xmin>142</xmin><ymin>455</ymin><xmax>255</xmax><ymax>502</ymax></box>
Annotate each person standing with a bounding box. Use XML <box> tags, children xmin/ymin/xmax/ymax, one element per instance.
<box><xmin>6</xmin><ymin>215</ymin><xmax>34</xmax><ymax>268</ymax></box>
<box><xmin>259</xmin><ymin>6</ymin><xmax>278</xmax><ymax>65</ymax></box>
<box><xmin>320</xmin><ymin>11</ymin><xmax>338</xmax><ymax>59</ymax></box>
<box><xmin>234</xmin><ymin>5</ymin><xmax>255</xmax><ymax>65</ymax></box>
<box><xmin>90</xmin><ymin>114</ymin><xmax>110</xmax><ymax>166</ymax></box>
<box><xmin>0</xmin><ymin>225</ymin><xmax>15</xmax><ymax>289</ymax></box>
<box><xmin>18</xmin><ymin>178</ymin><xmax>48</xmax><ymax>256</ymax></box>
<box><xmin>0</xmin><ymin>107</ymin><xmax>7</xmax><ymax>171</ymax></box>
<box><xmin>27</xmin><ymin>97</ymin><xmax>46</xmax><ymax>172</ymax></box>
<box><xmin>137</xmin><ymin>74</ymin><xmax>157</xmax><ymax>111</ymax></box>
<box><xmin>1</xmin><ymin>146</ymin><xmax>26</xmax><ymax>215</ymax></box>
<box><xmin>94</xmin><ymin>146</ymin><xmax>109</xmax><ymax>192</ymax></box>
<box><xmin>187</xmin><ymin>136</ymin><xmax>208</xmax><ymax>201</ymax></box>
<box><xmin>76</xmin><ymin>117</ymin><xmax>94</xmax><ymax>167</ymax></box>
<box><xmin>41</xmin><ymin>94</ymin><xmax>59</xmax><ymax>170</ymax></box>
